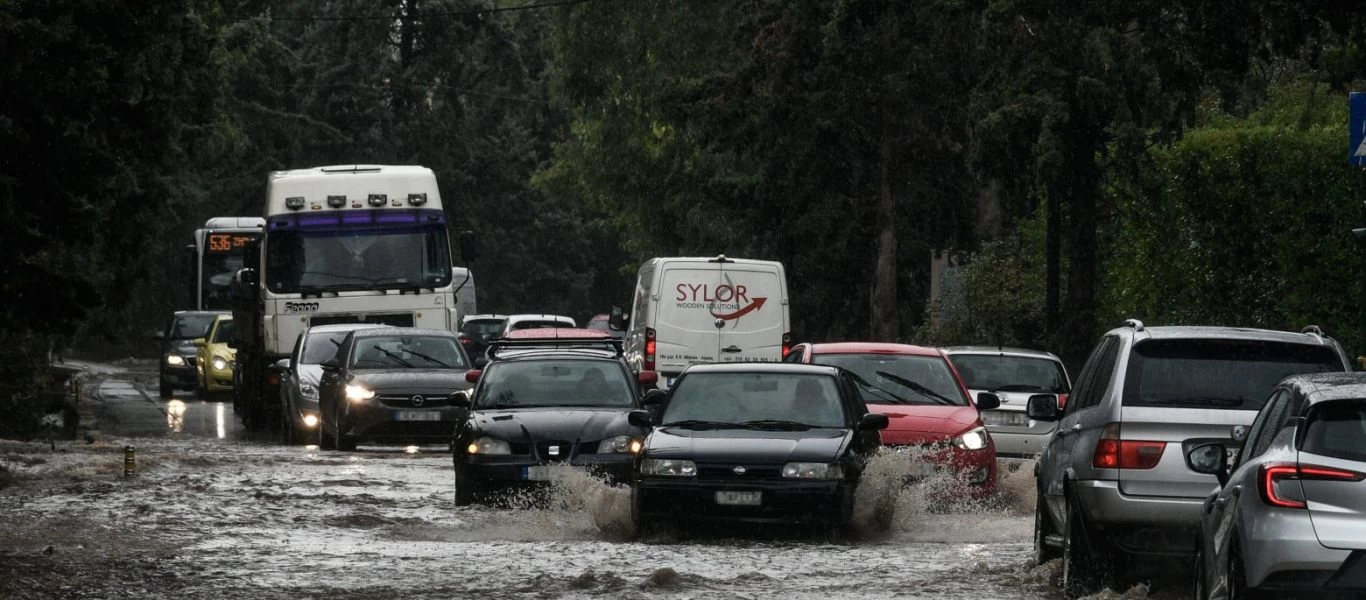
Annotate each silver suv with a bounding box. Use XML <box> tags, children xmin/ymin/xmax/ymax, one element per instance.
<box><xmin>1186</xmin><ymin>372</ymin><xmax>1366</xmax><ymax>599</ymax></box>
<box><xmin>946</xmin><ymin>347</ymin><xmax>1070</xmax><ymax>459</ymax></box>
<box><xmin>1028</xmin><ymin>320</ymin><xmax>1350</xmax><ymax>597</ymax></box>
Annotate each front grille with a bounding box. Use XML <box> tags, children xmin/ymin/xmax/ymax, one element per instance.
<box><xmin>696</xmin><ymin>463</ymin><xmax>783</xmax><ymax>479</ymax></box>
<box><xmin>360</xmin><ymin>421</ymin><xmax>454</xmax><ymax>438</ymax></box>
<box><xmin>379</xmin><ymin>395</ymin><xmax>450</xmax><ymax>408</ymax></box>
<box><xmin>536</xmin><ymin>440</ymin><xmax>578</xmax><ymax>462</ymax></box>
<box><xmin>310</xmin><ymin>313</ymin><xmax>415</xmax><ymax>327</ymax></box>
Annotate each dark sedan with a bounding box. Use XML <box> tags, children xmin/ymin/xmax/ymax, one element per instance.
<box><xmin>629</xmin><ymin>363</ymin><xmax>889</xmax><ymax>537</ymax></box>
<box><xmin>317</xmin><ymin>328</ymin><xmax>474</xmax><ymax>451</ymax></box>
<box><xmin>451</xmin><ymin>339</ymin><xmax>654</xmax><ymax>505</ymax></box>
<box><xmin>155</xmin><ymin>311</ymin><xmax>223</xmax><ymax>397</ymax></box>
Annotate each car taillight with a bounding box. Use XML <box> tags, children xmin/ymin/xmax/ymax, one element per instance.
<box><xmin>1092</xmin><ymin>423</ymin><xmax>1166</xmax><ymax>470</ymax></box>
<box><xmin>1259</xmin><ymin>463</ymin><xmax>1366</xmax><ymax>509</ymax></box>
<box><xmin>458</xmin><ymin>336</ymin><xmax>473</xmax><ymax>347</ymax></box>
<box><xmin>644</xmin><ymin>327</ymin><xmax>656</xmax><ymax>371</ymax></box>
<box><xmin>1056</xmin><ymin>393</ymin><xmax>1069</xmax><ymax>411</ymax></box>
<box><xmin>781</xmin><ymin>332</ymin><xmax>792</xmax><ymax>359</ymax></box>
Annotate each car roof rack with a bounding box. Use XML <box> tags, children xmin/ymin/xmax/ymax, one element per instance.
<box><xmin>486</xmin><ymin>337</ymin><xmax>623</xmax><ymax>360</ymax></box>
<box><xmin>1123</xmin><ymin>319</ymin><xmax>1144</xmax><ymax>332</ymax></box>
<box><xmin>1301</xmin><ymin>324</ymin><xmax>1325</xmax><ymax>338</ymax></box>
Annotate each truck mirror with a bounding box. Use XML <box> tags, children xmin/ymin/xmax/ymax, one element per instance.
<box><xmin>609</xmin><ymin>305</ymin><xmax>627</xmax><ymax>331</ymax></box>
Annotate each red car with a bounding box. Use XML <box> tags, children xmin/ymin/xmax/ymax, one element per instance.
<box><xmin>789</xmin><ymin>342</ymin><xmax>1001</xmax><ymax>495</ymax></box>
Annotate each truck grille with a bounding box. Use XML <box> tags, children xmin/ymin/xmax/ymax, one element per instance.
<box><xmin>310</xmin><ymin>313</ymin><xmax>415</xmax><ymax>327</ymax></box>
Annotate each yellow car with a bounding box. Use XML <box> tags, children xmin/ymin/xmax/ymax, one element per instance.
<box><xmin>194</xmin><ymin>315</ymin><xmax>237</xmax><ymax>396</ymax></box>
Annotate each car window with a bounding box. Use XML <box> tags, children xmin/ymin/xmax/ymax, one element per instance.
<box><xmin>1122</xmin><ymin>339</ymin><xmax>1342</xmax><ymax>411</ymax></box>
<box><xmin>1063</xmin><ymin>340</ymin><xmax>1107</xmax><ymax>417</ymax></box>
<box><xmin>461</xmin><ymin>319</ymin><xmax>506</xmax><ymax>339</ymax></box>
<box><xmin>950</xmin><ymin>355</ymin><xmax>1069</xmax><ymax>393</ymax></box>
<box><xmin>211</xmin><ymin>320</ymin><xmax>234</xmax><ymax>343</ymax></box>
<box><xmin>170</xmin><ymin>314</ymin><xmax>216</xmax><ymax>340</ymax></box>
<box><xmin>510</xmin><ymin>320</ymin><xmax>568</xmax><ymax>331</ymax></box>
<box><xmin>662</xmin><ymin>372</ymin><xmax>846</xmax><ymax>428</ymax></box>
<box><xmin>474</xmin><ymin>360</ymin><xmax>634</xmax><ymax>408</ymax></box>
<box><xmin>350</xmin><ymin>335</ymin><xmax>468</xmax><ymax>369</ymax></box>
<box><xmin>1244</xmin><ymin>391</ymin><xmax>1291</xmax><ymax>462</ymax></box>
<box><xmin>812</xmin><ymin>353</ymin><xmax>966</xmax><ymax>406</ymax></box>
<box><xmin>1083</xmin><ymin>337</ymin><xmax>1121</xmax><ymax>411</ymax></box>
<box><xmin>302</xmin><ymin>331</ymin><xmax>353</xmax><ymax>364</ymax></box>
<box><xmin>1303</xmin><ymin>399</ymin><xmax>1366</xmax><ymax>462</ymax></box>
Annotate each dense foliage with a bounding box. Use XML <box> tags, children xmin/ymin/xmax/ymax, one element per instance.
<box><xmin>2</xmin><ymin>0</ymin><xmax>1366</xmax><ymax>431</ymax></box>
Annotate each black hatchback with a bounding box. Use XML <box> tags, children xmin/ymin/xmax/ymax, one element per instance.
<box><xmin>629</xmin><ymin>363</ymin><xmax>888</xmax><ymax>537</ymax></box>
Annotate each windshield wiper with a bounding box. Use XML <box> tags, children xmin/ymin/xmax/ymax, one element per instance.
<box><xmin>740</xmin><ymin>419</ymin><xmax>814</xmax><ymax>430</ymax></box>
<box><xmin>400</xmin><ymin>347</ymin><xmax>450</xmax><ymax>368</ymax></box>
<box><xmin>875</xmin><ymin>371</ymin><xmax>959</xmax><ymax>406</ymax></box>
<box><xmin>847</xmin><ymin>373</ymin><xmax>912</xmax><ymax>405</ymax></box>
<box><xmin>662</xmin><ymin>419</ymin><xmax>747</xmax><ymax>430</ymax></box>
<box><xmin>1146</xmin><ymin>396</ymin><xmax>1247</xmax><ymax>407</ymax></box>
<box><xmin>376</xmin><ymin>347</ymin><xmax>415</xmax><ymax>368</ymax></box>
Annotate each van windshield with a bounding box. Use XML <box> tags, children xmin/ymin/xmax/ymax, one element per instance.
<box><xmin>1123</xmin><ymin>339</ymin><xmax>1342</xmax><ymax>411</ymax></box>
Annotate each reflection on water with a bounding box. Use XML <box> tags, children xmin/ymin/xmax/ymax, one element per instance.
<box><xmin>404</xmin><ymin>446</ymin><xmax>420</xmax><ymax>454</ymax></box>
<box><xmin>166</xmin><ymin>400</ymin><xmax>187</xmax><ymax>433</ymax></box>
<box><xmin>216</xmin><ymin>403</ymin><xmax>226</xmax><ymax>439</ymax></box>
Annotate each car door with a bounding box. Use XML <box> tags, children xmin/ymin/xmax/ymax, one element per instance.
<box><xmin>657</xmin><ymin>263</ymin><xmax>726</xmax><ymax>373</ymax></box>
<box><xmin>317</xmin><ymin>335</ymin><xmax>351</xmax><ymax>424</ymax></box>
<box><xmin>714</xmin><ymin>261</ymin><xmax>787</xmax><ymax>364</ymax></box>
<box><xmin>1203</xmin><ymin>390</ymin><xmax>1290</xmax><ymax>583</ymax></box>
<box><xmin>282</xmin><ymin>332</ymin><xmax>304</xmax><ymax>416</ymax></box>
<box><xmin>1040</xmin><ymin>336</ymin><xmax>1118</xmax><ymax>523</ymax></box>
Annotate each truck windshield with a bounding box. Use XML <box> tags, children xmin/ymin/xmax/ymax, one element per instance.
<box><xmin>264</xmin><ymin>225</ymin><xmax>451</xmax><ymax>293</ymax></box>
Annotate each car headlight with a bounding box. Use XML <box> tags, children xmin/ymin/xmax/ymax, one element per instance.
<box><xmin>597</xmin><ymin>435</ymin><xmax>641</xmax><ymax>454</ymax></box>
<box><xmin>211</xmin><ymin>356</ymin><xmax>229</xmax><ymax>371</ymax></box>
<box><xmin>165</xmin><ymin>354</ymin><xmax>185</xmax><ymax>366</ymax></box>
<box><xmin>300</xmin><ymin>383</ymin><xmax>319</xmax><ymax>401</ymax></box>
<box><xmin>953</xmin><ymin>426</ymin><xmax>990</xmax><ymax>451</ymax></box>
<box><xmin>466</xmin><ymin>437</ymin><xmax>511</xmax><ymax>455</ymax></box>
<box><xmin>782</xmin><ymin>462</ymin><xmax>844</xmax><ymax>479</ymax></box>
<box><xmin>344</xmin><ymin>384</ymin><xmax>376</xmax><ymax>402</ymax></box>
<box><xmin>639</xmin><ymin>458</ymin><xmax>697</xmax><ymax>477</ymax></box>
<box><xmin>302</xmin><ymin>414</ymin><xmax>319</xmax><ymax>428</ymax></box>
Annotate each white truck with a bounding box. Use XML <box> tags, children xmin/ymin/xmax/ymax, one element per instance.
<box><xmin>230</xmin><ymin>165</ymin><xmax>473</xmax><ymax>429</ymax></box>
<box><xmin>618</xmin><ymin>255</ymin><xmax>790</xmax><ymax>386</ymax></box>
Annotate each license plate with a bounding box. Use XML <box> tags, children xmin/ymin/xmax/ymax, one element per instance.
<box><xmin>395</xmin><ymin>411</ymin><xmax>441</xmax><ymax>422</ymax></box>
<box><xmin>715</xmin><ymin>491</ymin><xmax>761</xmax><ymax>506</ymax></box>
<box><xmin>522</xmin><ymin>465</ymin><xmax>552</xmax><ymax>481</ymax></box>
<box><xmin>982</xmin><ymin>411</ymin><xmax>1030</xmax><ymax>427</ymax></box>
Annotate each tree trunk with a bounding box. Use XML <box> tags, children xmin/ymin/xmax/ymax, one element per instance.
<box><xmin>1060</xmin><ymin>134</ymin><xmax>1100</xmax><ymax>369</ymax></box>
<box><xmin>871</xmin><ymin>126</ymin><xmax>899</xmax><ymax>341</ymax></box>
<box><xmin>1045</xmin><ymin>189</ymin><xmax>1060</xmax><ymax>338</ymax></box>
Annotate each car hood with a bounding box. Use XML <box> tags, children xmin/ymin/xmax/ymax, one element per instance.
<box><xmin>470</xmin><ymin>407</ymin><xmax>635</xmax><ymax>442</ymax></box>
<box><xmin>351</xmin><ymin>370</ymin><xmax>473</xmax><ymax>395</ymax></box>
<box><xmin>869</xmin><ymin>404</ymin><xmax>980</xmax><ymax>444</ymax></box>
<box><xmin>645</xmin><ymin>428</ymin><xmax>850</xmax><ymax>464</ymax></box>
<box><xmin>168</xmin><ymin>340</ymin><xmax>198</xmax><ymax>355</ymax></box>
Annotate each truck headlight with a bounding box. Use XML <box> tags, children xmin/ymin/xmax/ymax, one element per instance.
<box><xmin>640</xmin><ymin>458</ymin><xmax>696</xmax><ymax>477</ymax></box>
<box><xmin>782</xmin><ymin>462</ymin><xmax>843</xmax><ymax>479</ymax></box>
<box><xmin>165</xmin><ymin>354</ymin><xmax>185</xmax><ymax>366</ymax></box>
<box><xmin>953</xmin><ymin>426</ymin><xmax>990</xmax><ymax>451</ymax></box>
<box><xmin>466</xmin><ymin>437</ymin><xmax>511</xmax><ymax>455</ymax></box>
<box><xmin>597</xmin><ymin>435</ymin><xmax>640</xmax><ymax>454</ymax></box>
<box><xmin>300</xmin><ymin>383</ymin><xmax>319</xmax><ymax>401</ymax></box>
<box><xmin>345</xmin><ymin>384</ymin><xmax>376</xmax><ymax>402</ymax></box>
<box><xmin>211</xmin><ymin>357</ymin><xmax>229</xmax><ymax>371</ymax></box>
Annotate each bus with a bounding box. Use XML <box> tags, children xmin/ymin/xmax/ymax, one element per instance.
<box><xmin>188</xmin><ymin>217</ymin><xmax>265</xmax><ymax>310</ymax></box>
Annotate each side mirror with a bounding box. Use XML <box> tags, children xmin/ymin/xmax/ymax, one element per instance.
<box><xmin>641</xmin><ymin>389</ymin><xmax>668</xmax><ymax>406</ymax></box>
<box><xmin>474</xmin><ymin>357</ymin><xmax>489</xmax><ymax>369</ymax></box>
<box><xmin>1231</xmin><ymin>424</ymin><xmax>1249</xmax><ymax>443</ymax></box>
<box><xmin>628</xmin><ymin>409</ymin><xmax>654</xmax><ymax>428</ymax></box>
<box><xmin>193</xmin><ymin>338</ymin><xmax>207</xmax><ymax>348</ymax></box>
<box><xmin>271</xmin><ymin>358</ymin><xmax>291</xmax><ymax>373</ymax></box>
<box><xmin>320</xmin><ymin>359</ymin><xmax>341</xmax><ymax>372</ymax></box>
<box><xmin>1026</xmin><ymin>394</ymin><xmax>1061</xmax><ymax>421</ymax></box>
<box><xmin>465</xmin><ymin>369</ymin><xmax>482</xmax><ymax>384</ymax></box>
<box><xmin>609</xmin><ymin>305</ymin><xmax>627</xmax><ymax>331</ymax></box>
<box><xmin>1184</xmin><ymin>442</ymin><xmax>1230</xmax><ymax>486</ymax></box>
<box><xmin>976</xmin><ymin>392</ymin><xmax>1002</xmax><ymax>411</ymax></box>
<box><xmin>637</xmin><ymin>371</ymin><xmax>659</xmax><ymax>386</ymax></box>
<box><xmin>859</xmin><ymin>413</ymin><xmax>890</xmax><ymax>431</ymax></box>
<box><xmin>151</xmin><ymin>331</ymin><xmax>166</xmax><ymax>341</ymax></box>
<box><xmin>447</xmin><ymin>390</ymin><xmax>471</xmax><ymax>408</ymax></box>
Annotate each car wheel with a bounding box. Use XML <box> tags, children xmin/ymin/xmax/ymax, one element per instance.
<box><xmin>1034</xmin><ymin>490</ymin><xmax>1062</xmax><ymax>566</ymax></box>
<box><xmin>1193</xmin><ymin>534</ymin><xmax>1207</xmax><ymax>600</ymax></box>
<box><xmin>453</xmin><ymin>465</ymin><xmax>477</xmax><ymax>507</ymax></box>
<box><xmin>1062</xmin><ymin>493</ymin><xmax>1107</xmax><ymax>598</ymax></box>
<box><xmin>631</xmin><ymin>487</ymin><xmax>653</xmax><ymax>540</ymax></box>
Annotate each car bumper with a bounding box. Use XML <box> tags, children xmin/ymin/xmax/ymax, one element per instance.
<box><xmin>885</xmin><ymin>444</ymin><xmax>997</xmax><ymax>496</ymax></box>
<box><xmin>339</xmin><ymin>403</ymin><xmax>460</xmax><ymax>443</ymax></box>
<box><xmin>634</xmin><ymin>477</ymin><xmax>852</xmax><ymax>526</ymax></box>
<box><xmin>288</xmin><ymin>400</ymin><xmax>321</xmax><ymax>429</ymax></box>
<box><xmin>1074</xmin><ymin>479</ymin><xmax>1203</xmax><ymax>555</ymax></box>
<box><xmin>1242</xmin><ymin>509</ymin><xmax>1357</xmax><ymax>590</ymax></box>
<box><xmin>461</xmin><ymin>454</ymin><xmax>635</xmax><ymax>486</ymax></box>
<box><xmin>160</xmin><ymin>364</ymin><xmax>197</xmax><ymax>388</ymax></box>
<box><xmin>987</xmin><ymin>429</ymin><xmax>1052</xmax><ymax>458</ymax></box>
<box><xmin>205</xmin><ymin>366</ymin><xmax>234</xmax><ymax>392</ymax></box>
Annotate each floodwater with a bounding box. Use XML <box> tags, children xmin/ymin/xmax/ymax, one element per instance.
<box><xmin>0</xmin><ymin>364</ymin><xmax>1189</xmax><ymax>600</ymax></box>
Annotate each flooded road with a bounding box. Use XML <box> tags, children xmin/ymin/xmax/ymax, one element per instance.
<box><xmin>0</xmin><ymin>363</ymin><xmax>1185</xmax><ymax>599</ymax></box>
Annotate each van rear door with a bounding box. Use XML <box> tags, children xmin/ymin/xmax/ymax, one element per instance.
<box><xmin>714</xmin><ymin>261</ymin><xmax>787</xmax><ymax>364</ymax></box>
<box><xmin>656</xmin><ymin>263</ymin><xmax>727</xmax><ymax>374</ymax></box>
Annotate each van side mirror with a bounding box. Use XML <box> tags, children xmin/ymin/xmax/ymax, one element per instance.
<box><xmin>641</xmin><ymin>389</ymin><xmax>668</xmax><ymax>406</ymax></box>
<box><xmin>609</xmin><ymin>305</ymin><xmax>627</xmax><ymax>331</ymax></box>
<box><xmin>628</xmin><ymin>409</ymin><xmax>654</xmax><ymax>428</ymax></box>
<box><xmin>1184</xmin><ymin>442</ymin><xmax>1230</xmax><ymax>486</ymax></box>
<box><xmin>1026</xmin><ymin>394</ymin><xmax>1061</xmax><ymax>421</ymax></box>
<box><xmin>975</xmin><ymin>392</ymin><xmax>1002</xmax><ymax>411</ymax></box>
<box><xmin>859</xmin><ymin>413</ymin><xmax>890</xmax><ymax>431</ymax></box>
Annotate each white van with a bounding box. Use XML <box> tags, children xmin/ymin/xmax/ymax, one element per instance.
<box><xmin>622</xmin><ymin>256</ymin><xmax>790</xmax><ymax>384</ymax></box>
